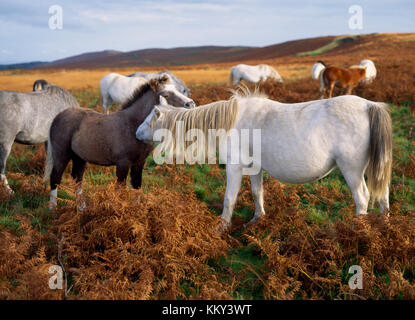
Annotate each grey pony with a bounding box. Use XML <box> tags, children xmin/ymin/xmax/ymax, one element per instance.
<box><xmin>0</xmin><ymin>84</ymin><xmax>79</xmax><ymax>194</ymax></box>
<box><xmin>128</xmin><ymin>71</ymin><xmax>191</xmax><ymax>97</ymax></box>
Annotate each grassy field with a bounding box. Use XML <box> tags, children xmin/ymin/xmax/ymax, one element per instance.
<box><xmin>1</xmin><ymin>52</ymin><xmax>415</xmax><ymax>299</ymax></box>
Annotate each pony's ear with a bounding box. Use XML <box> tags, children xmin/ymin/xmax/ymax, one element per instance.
<box><xmin>158</xmin><ymin>73</ymin><xmax>170</xmax><ymax>84</ymax></box>
<box><xmin>149</xmin><ymin>78</ymin><xmax>159</xmax><ymax>92</ymax></box>
<box><xmin>154</xmin><ymin>107</ymin><xmax>161</xmax><ymax>118</ymax></box>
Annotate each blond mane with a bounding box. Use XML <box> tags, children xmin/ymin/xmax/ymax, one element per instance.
<box><xmin>158</xmin><ymin>98</ymin><xmax>238</xmax><ymax>146</ymax></box>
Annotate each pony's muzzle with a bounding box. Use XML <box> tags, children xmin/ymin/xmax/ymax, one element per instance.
<box><xmin>185</xmin><ymin>101</ymin><xmax>196</xmax><ymax>109</ymax></box>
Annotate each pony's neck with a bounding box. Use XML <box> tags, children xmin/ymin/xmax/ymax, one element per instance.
<box><xmin>122</xmin><ymin>90</ymin><xmax>159</xmax><ymax>122</ymax></box>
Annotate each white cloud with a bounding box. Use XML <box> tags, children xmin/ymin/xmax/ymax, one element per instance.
<box><xmin>0</xmin><ymin>49</ymin><xmax>13</xmax><ymax>55</ymax></box>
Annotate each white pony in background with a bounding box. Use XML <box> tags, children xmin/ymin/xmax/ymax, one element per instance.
<box><xmin>230</xmin><ymin>64</ymin><xmax>283</xmax><ymax>85</ymax></box>
<box><xmin>312</xmin><ymin>61</ymin><xmax>326</xmax><ymax>80</ymax></box>
<box><xmin>100</xmin><ymin>73</ymin><xmax>147</xmax><ymax>114</ymax></box>
<box><xmin>359</xmin><ymin>59</ymin><xmax>377</xmax><ymax>84</ymax></box>
<box><xmin>136</xmin><ymin>91</ymin><xmax>392</xmax><ymax>230</ymax></box>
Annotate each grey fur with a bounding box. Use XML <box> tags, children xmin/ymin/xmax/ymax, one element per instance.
<box><xmin>128</xmin><ymin>71</ymin><xmax>191</xmax><ymax>97</ymax></box>
<box><xmin>0</xmin><ymin>85</ymin><xmax>79</xmax><ymax>182</ymax></box>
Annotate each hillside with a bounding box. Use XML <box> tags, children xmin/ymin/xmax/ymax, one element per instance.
<box><xmin>34</xmin><ymin>35</ymin><xmax>339</xmax><ymax>69</ymax></box>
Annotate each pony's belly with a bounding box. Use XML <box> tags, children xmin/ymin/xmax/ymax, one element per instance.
<box><xmin>264</xmin><ymin>163</ymin><xmax>336</xmax><ymax>184</ymax></box>
<box><xmin>261</xmin><ymin>151</ymin><xmax>336</xmax><ymax>184</ymax></box>
<box><xmin>15</xmin><ymin>131</ymin><xmax>47</xmax><ymax>145</ymax></box>
<box><xmin>71</xmin><ymin>134</ymin><xmax>114</xmax><ymax>166</ymax></box>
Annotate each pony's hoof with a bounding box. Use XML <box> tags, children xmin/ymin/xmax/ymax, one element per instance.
<box><xmin>48</xmin><ymin>201</ymin><xmax>57</xmax><ymax>211</ymax></box>
<box><xmin>77</xmin><ymin>201</ymin><xmax>87</xmax><ymax>212</ymax></box>
<box><xmin>215</xmin><ymin>220</ymin><xmax>231</xmax><ymax>236</ymax></box>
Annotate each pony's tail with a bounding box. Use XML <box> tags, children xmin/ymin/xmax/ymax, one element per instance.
<box><xmin>43</xmin><ymin>130</ymin><xmax>54</xmax><ymax>183</ymax></box>
<box><xmin>366</xmin><ymin>103</ymin><xmax>393</xmax><ymax>202</ymax></box>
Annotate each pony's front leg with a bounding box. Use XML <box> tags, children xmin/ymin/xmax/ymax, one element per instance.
<box><xmin>220</xmin><ymin>164</ymin><xmax>243</xmax><ymax>229</ymax></box>
<box><xmin>0</xmin><ymin>174</ymin><xmax>13</xmax><ymax>195</ymax></box>
<box><xmin>328</xmin><ymin>82</ymin><xmax>335</xmax><ymax>98</ymax></box>
<box><xmin>115</xmin><ymin>160</ymin><xmax>130</xmax><ymax>186</ymax></box>
<box><xmin>249</xmin><ymin>169</ymin><xmax>265</xmax><ymax>223</ymax></box>
<box><xmin>345</xmin><ymin>85</ymin><xmax>353</xmax><ymax>95</ymax></box>
<box><xmin>102</xmin><ymin>94</ymin><xmax>112</xmax><ymax>114</ymax></box>
<box><xmin>0</xmin><ymin>142</ymin><xmax>13</xmax><ymax>195</ymax></box>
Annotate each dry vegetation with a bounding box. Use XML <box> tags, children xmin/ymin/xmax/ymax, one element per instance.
<box><xmin>1</xmin><ymin>33</ymin><xmax>415</xmax><ymax>300</ymax></box>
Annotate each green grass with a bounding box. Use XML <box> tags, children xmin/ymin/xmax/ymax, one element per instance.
<box><xmin>295</xmin><ymin>35</ymin><xmax>361</xmax><ymax>57</ymax></box>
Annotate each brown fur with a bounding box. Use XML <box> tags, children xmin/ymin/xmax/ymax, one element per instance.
<box><xmin>320</xmin><ymin>66</ymin><xmax>366</xmax><ymax>98</ymax></box>
<box><xmin>44</xmin><ymin>75</ymin><xmax>189</xmax><ymax>190</ymax></box>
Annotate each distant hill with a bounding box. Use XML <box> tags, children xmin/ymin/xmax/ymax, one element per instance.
<box><xmin>1</xmin><ymin>33</ymin><xmax>413</xmax><ymax>70</ymax></box>
<box><xmin>0</xmin><ymin>61</ymin><xmax>45</xmax><ymax>71</ymax></box>
<box><xmin>32</xmin><ymin>35</ymin><xmax>339</xmax><ymax>69</ymax></box>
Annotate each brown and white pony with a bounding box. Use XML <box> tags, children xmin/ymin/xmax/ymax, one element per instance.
<box><xmin>319</xmin><ymin>64</ymin><xmax>367</xmax><ymax>99</ymax></box>
<box><xmin>44</xmin><ymin>74</ymin><xmax>195</xmax><ymax>209</ymax></box>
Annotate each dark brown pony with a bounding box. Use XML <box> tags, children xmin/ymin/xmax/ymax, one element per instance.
<box><xmin>319</xmin><ymin>64</ymin><xmax>366</xmax><ymax>98</ymax></box>
<box><xmin>44</xmin><ymin>74</ymin><xmax>195</xmax><ymax>208</ymax></box>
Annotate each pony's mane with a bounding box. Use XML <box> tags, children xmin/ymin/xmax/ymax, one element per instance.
<box><xmin>155</xmin><ymin>97</ymin><xmax>238</xmax><ymax>152</ymax></box>
<box><xmin>152</xmin><ymin>85</ymin><xmax>266</xmax><ymax>151</ymax></box>
<box><xmin>121</xmin><ymin>74</ymin><xmax>171</xmax><ymax>110</ymax></box>
<box><xmin>41</xmin><ymin>85</ymin><xmax>79</xmax><ymax>106</ymax></box>
<box><xmin>121</xmin><ymin>82</ymin><xmax>152</xmax><ymax>110</ymax></box>
<box><xmin>230</xmin><ymin>84</ymin><xmax>268</xmax><ymax>99</ymax></box>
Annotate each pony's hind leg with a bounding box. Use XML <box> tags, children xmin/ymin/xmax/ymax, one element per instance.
<box><xmin>71</xmin><ymin>154</ymin><xmax>87</xmax><ymax>211</ymax></box>
<box><xmin>377</xmin><ymin>185</ymin><xmax>390</xmax><ymax>216</ymax></box>
<box><xmin>220</xmin><ymin>164</ymin><xmax>243</xmax><ymax>229</ymax></box>
<box><xmin>49</xmin><ymin>152</ymin><xmax>71</xmax><ymax>209</ymax></box>
<box><xmin>0</xmin><ymin>142</ymin><xmax>14</xmax><ymax>195</ymax></box>
<box><xmin>337</xmin><ymin>159</ymin><xmax>370</xmax><ymax>216</ymax></box>
<box><xmin>249</xmin><ymin>169</ymin><xmax>265</xmax><ymax>223</ymax></box>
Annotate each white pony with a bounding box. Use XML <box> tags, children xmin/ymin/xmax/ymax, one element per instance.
<box><xmin>312</xmin><ymin>61</ymin><xmax>326</xmax><ymax>80</ymax></box>
<box><xmin>100</xmin><ymin>73</ymin><xmax>148</xmax><ymax>114</ymax></box>
<box><xmin>359</xmin><ymin>59</ymin><xmax>377</xmax><ymax>84</ymax></box>
<box><xmin>136</xmin><ymin>91</ymin><xmax>392</xmax><ymax>230</ymax></box>
<box><xmin>230</xmin><ymin>64</ymin><xmax>283</xmax><ymax>85</ymax></box>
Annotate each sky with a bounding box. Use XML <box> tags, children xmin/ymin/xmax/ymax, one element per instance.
<box><xmin>0</xmin><ymin>0</ymin><xmax>414</xmax><ymax>64</ymax></box>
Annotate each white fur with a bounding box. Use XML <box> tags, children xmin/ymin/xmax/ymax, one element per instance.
<box><xmin>359</xmin><ymin>59</ymin><xmax>377</xmax><ymax>83</ymax></box>
<box><xmin>100</xmin><ymin>73</ymin><xmax>147</xmax><ymax>114</ymax></box>
<box><xmin>230</xmin><ymin>64</ymin><xmax>283</xmax><ymax>85</ymax></box>
<box><xmin>312</xmin><ymin>62</ymin><xmax>325</xmax><ymax>80</ymax></box>
<box><xmin>49</xmin><ymin>188</ymin><xmax>57</xmax><ymax>209</ymax></box>
<box><xmin>1</xmin><ymin>173</ymin><xmax>13</xmax><ymax>194</ymax></box>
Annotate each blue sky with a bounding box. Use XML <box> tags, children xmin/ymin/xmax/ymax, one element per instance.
<box><xmin>0</xmin><ymin>0</ymin><xmax>414</xmax><ymax>64</ymax></box>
